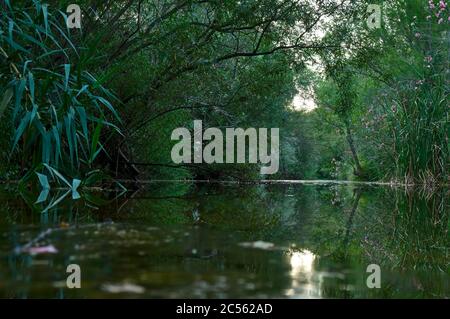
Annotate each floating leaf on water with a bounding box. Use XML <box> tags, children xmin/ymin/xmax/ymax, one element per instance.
<box><xmin>239</xmin><ymin>241</ymin><xmax>275</xmax><ymax>250</ymax></box>
<box><xmin>101</xmin><ymin>283</ymin><xmax>145</xmax><ymax>294</ymax></box>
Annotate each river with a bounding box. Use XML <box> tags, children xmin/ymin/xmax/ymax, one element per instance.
<box><xmin>0</xmin><ymin>182</ymin><xmax>448</xmax><ymax>298</ymax></box>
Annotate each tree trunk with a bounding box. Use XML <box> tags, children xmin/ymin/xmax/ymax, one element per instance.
<box><xmin>344</xmin><ymin>122</ymin><xmax>363</xmax><ymax>177</ymax></box>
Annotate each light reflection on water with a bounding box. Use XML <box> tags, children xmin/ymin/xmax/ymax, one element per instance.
<box><xmin>0</xmin><ymin>183</ymin><xmax>448</xmax><ymax>298</ymax></box>
<box><xmin>286</xmin><ymin>249</ymin><xmax>320</xmax><ymax>298</ymax></box>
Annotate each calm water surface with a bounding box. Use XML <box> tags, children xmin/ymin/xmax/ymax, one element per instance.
<box><xmin>0</xmin><ymin>182</ymin><xmax>448</xmax><ymax>298</ymax></box>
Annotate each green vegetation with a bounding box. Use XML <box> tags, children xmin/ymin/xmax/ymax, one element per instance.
<box><xmin>0</xmin><ymin>0</ymin><xmax>448</xmax><ymax>186</ymax></box>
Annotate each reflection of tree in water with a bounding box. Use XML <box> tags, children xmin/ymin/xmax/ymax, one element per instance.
<box><xmin>363</xmin><ymin>188</ymin><xmax>449</xmax><ymax>298</ymax></box>
<box><xmin>293</xmin><ymin>186</ymin><xmax>448</xmax><ymax>298</ymax></box>
<box><xmin>181</xmin><ymin>184</ymin><xmax>448</xmax><ymax>298</ymax></box>
<box><xmin>0</xmin><ymin>184</ymin><xmax>447</xmax><ymax>298</ymax></box>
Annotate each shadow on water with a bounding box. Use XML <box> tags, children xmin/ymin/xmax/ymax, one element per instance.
<box><xmin>0</xmin><ymin>182</ymin><xmax>448</xmax><ymax>298</ymax></box>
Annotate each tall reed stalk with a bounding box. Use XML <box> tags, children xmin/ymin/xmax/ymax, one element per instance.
<box><xmin>0</xmin><ymin>0</ymin><xmax>121</xmax><ymax>178</ymax></box>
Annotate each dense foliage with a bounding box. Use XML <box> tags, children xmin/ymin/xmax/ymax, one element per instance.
<box><xmin>0</xmin><ymin>0</ymin><xmax>448</xmax><ymax>186</ymax></box>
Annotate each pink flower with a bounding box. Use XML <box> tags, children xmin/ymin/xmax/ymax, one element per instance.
<box><xmin>439</xmin><ymin>1</ymin><xmax>446</xmax><ymax>9</ymax></box>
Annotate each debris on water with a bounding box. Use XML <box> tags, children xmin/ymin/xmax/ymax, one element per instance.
<box><xmin>59</xmin><ymin>222</ymin><xmax>70</xmax><ymax>229</ymax></box>
<box><xmin>52</xmin><ymin>281</ymin><xmax>67</xmax><ymax>288</ymax></box>
<box><xmin>245</xmin><ymin>283</ymin><xmax>256</xmax><ymax>290</ymax></box>
<box><xmin>23</xmin><ymin>245</ymin><xmax>58</xmax><ymax>255</ymax></box>
<box><xmin>239</xmin><ymin>241</ymin><xmax>275</xmax><ymax>250</ymax></box>
<box><xmin>101</xmin><ymin>282</ymin><xmax>145</xmax><ymax>294</ymax></box>
<box><xmin>31</xmin><ymin>259</ymin><xmax>51</xmax><ymax>266</ymax></box>
<box><xmin>164</xmin><ymin>237</ymin><xmax>174</xmax><ymax>243</ymax></box>
<box><xmin>117</xmin><ymin>230</ymin><xmax>127</xmax><ymax>237</ymax></box>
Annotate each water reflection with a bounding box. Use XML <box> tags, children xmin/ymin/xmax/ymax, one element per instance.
<box><xmin>290</xmin><ymin>250</ymin><xmax>315</xmax><ymax>273</ymax></box>
<box><xmin>286</xmin><ymin>249</ymin><xmax>320</xmax><ymax>298</ymax></box>
<box><xmin>0</xmin><ymin>183</ymin><xmax>447</xmax><ymax>298</ymax></box>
